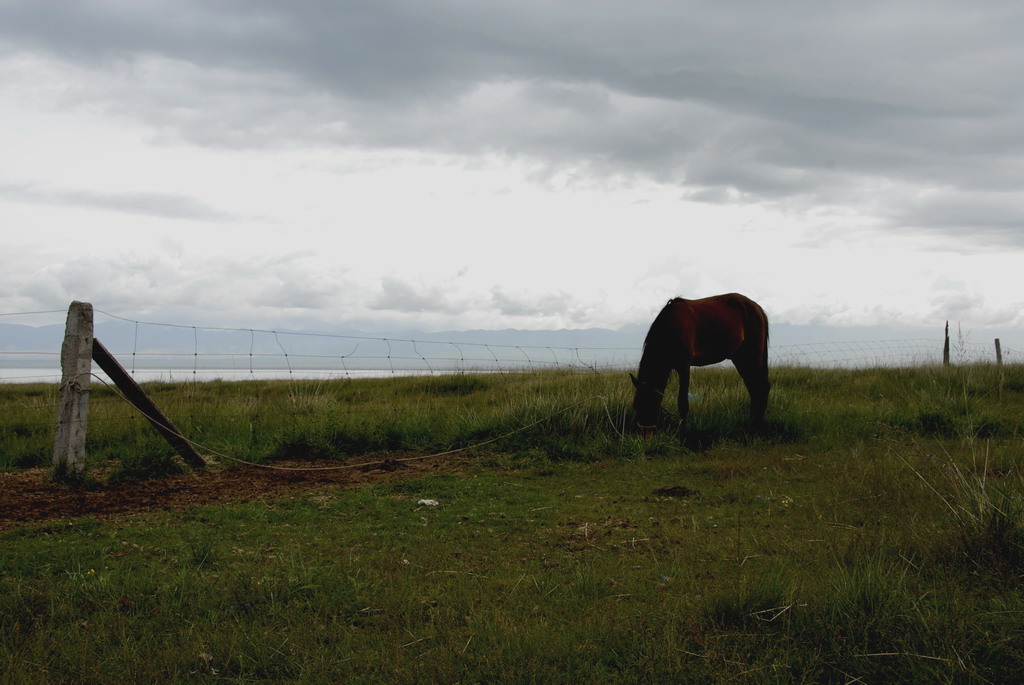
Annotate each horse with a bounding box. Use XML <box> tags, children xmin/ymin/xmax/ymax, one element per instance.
<box><xmin>630</xmin><ymin>293</ymin><xmax>770</xmax><ymax>434</ymax></box>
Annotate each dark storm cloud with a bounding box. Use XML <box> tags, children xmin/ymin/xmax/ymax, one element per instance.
<box><xmin>3</xmin><ymin>1</ymin><xmax>1024</xmax><ymax>243</ymax></box>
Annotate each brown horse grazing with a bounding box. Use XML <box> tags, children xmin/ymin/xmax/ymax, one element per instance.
<box><xmin>631</xmin><ymin>293</ymin><xmax>770</xmax><ymax>433</ymax></box>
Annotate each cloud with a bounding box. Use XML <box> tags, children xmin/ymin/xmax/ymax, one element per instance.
<box><xmin>368</xmin><ymin>280</ymin><xmax>589</xmax><ymax>327</ymax></box>
<box><xmin>4</xmin><ymin>1</ymin><xmax>1024</xmax><ymax>335</ymax></box>
<box><xmin>928</xmin><ymin>282</ymin><xmax>1024</xmax><ymax>328</ymax></box>
<box><xmin>4</xmin><ymin>0</ymin><xmax>1023</xmax><ymax>232</ymax></box>
<box><xmin>16</xmin><ymin>251</ymin><xmax>361</xmax><ymax>327</ymax></box>
<box><xmin>0</xmin><ymin>182</ymin><xmax>238</xmax><ymax>222</ymax></box>
<box><xmin>371</xmin><ymin>277</ymin><xmax>466</xmax><ymax>315</ymax></box>
<box><xmin>884</xmin><ymin>188</ymin><xmax>1024</xmax><ymax>245</ymax></box>
<box><xmin>490</xmin><ymin>287</ymin><xmax>574</xmax><ymax>318</ymax></box>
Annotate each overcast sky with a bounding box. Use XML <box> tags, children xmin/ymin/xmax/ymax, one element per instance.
<box><xmin>2</xmin><ymin>1</ymin><xmax>1023</xmax><ymax>336</ymax></box>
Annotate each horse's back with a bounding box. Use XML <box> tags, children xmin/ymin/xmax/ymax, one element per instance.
<box><xmin>658</xmin><ymin>293</ymin><xmax>767</xmax><ymax>366</ymax></box>
<box><xmin>665</xmin><ymin>293</ymin><xmax>764</xmax><ymax>328</ymax></box>
<box><xmin>682</xmin><ymin>292</ymin><xmax>760</xmax><ymax>312</ymax></box>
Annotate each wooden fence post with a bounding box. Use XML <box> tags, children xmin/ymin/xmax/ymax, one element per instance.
<box><xmin>995</xmin><ymin>338</ymin><xmax>1003</xmax><ymax>366</ymax></box>
<box><xmin>943</xmin><ymin>321</ymin><xmax>950</xmax><ymax>367</ymax></box>
<box><xmin>53</xmin><ymin>301</ymin><xmax>93</xmax><ymax>476</ymax></box>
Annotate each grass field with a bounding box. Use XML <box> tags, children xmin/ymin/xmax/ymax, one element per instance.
<box><xmin>2</xmin><ymin>364</ymin><xmax>1024</xmax><ymax>682</ymax></box>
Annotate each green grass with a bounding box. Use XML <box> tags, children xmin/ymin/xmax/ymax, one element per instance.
<box><xmin>3</xmin><ymin>363</ymin><xmax>1024</xmax><ymax>681</ymax></box>
<box><xmin>7</xmin><ymin>363</ymin><xmax>1020</xmax><ymax>475</ymax></box>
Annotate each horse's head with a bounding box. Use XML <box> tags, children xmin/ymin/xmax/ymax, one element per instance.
<box><xmin>630</xmin><ymin>373</ymin><xmax>661</xmax><ymax>437</ymax></box>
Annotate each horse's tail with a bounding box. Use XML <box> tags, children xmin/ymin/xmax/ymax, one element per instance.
<box><xmin>760</xmin><ymin>304</ymin><xmax>770</xmax><ymax>368</ymax></box>
<box><xmin>746</xmin><ymin>298</ymin><xmax>769</xmax><ymax>368</ymax></box>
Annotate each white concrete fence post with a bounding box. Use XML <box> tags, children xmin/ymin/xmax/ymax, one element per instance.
<box><xmin>53</xmin><ymin>301</ymin><xmax>94</xmax><ymax>476</ymax></box>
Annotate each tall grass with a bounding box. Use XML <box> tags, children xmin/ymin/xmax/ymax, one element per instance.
<box><xmin>903</xmin><ymin>442</ymin><xmax>1024</xmax><ymax>577</ymax></box>
<box><xmin>3</xmin><ymin>364</ymin><xmax>1022</xmax><ymax>475</ymax></box>
<box><xmin>2</xmin><ymin>370</ymin><xmax>639</xmax><ymax>475</ymax></box>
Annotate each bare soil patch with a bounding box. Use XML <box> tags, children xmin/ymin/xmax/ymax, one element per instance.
<box><xmin>0</xmin><ymin>456</ymin><xmax>469</xmax><ymax>530</ymax></box>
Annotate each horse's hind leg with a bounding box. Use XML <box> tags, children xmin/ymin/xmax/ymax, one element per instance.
<box><xmin>734</xmin><ymin>357</ymin><xmax>770</xmax><ymax>425</ymax></box>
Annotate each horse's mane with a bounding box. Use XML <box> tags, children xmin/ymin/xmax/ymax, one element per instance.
<box><xmin>642</xmin><ymin>298</ymin><xmax>682</xmax><ymax>349</ymax></box>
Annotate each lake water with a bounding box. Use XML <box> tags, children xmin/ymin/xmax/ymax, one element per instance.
<box><xmin>0</xmin><ymin>367</ymin><xmax>449</xmax><ymax>384</ymax></box>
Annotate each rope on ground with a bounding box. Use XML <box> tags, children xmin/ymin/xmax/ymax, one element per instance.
<box><xmin>90</xmin><ymin>372</ymin><xmax>610</xmax><ymax>472</ymax></box>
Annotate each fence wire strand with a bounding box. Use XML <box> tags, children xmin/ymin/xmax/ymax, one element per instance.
<box><xmin>1</xmin><ymin>309</ymin><xmax>1020</xmax><ymax>384</ymax></box>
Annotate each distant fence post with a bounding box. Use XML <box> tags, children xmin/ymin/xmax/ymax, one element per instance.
<box><xmin>53</xmin><ymin>301</ymin><xmax>94</xmax><ymax>476</ymax></box>
<box><xmin>943</xmin><ymin>321</ymin><xmax>950</xmax><ymax>367</ymax></box>
<box><xmin>995</xmin><ymin>338</ymin><xmax>1003</xmax><ymax>365</ymax></box>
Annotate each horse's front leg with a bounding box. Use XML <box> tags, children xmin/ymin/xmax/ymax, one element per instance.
<box><xmin>676</xmin><ymin>366</ymin><xmax>691</xmax><ymax>426</ymax></box>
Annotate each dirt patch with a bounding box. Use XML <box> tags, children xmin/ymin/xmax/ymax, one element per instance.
<box><xmin>0</xmin><ymin>455</ymin><xmax>470</xmax><ymax>530</ymax></box>
<box><xmin>651</xmin><ymin>485</ymin><xmax>700</xmax><ymax>498</ymax></box>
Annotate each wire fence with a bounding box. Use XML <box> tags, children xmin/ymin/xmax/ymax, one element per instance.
<box><xmin>1</xmin><ymin>308</ymin><xmax>1019</xmax><ymax>384</ymax></box>
<box><xmin>3</xmin><ymin>307</ymin><xmax>1021</xmax><ymax>474</ymax></box>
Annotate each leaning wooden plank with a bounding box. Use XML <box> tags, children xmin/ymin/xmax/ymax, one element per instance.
<box><xmin>91</xmin><ymin>338</ymin><xmax>208</xmax><ymax>468</ymax></box>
